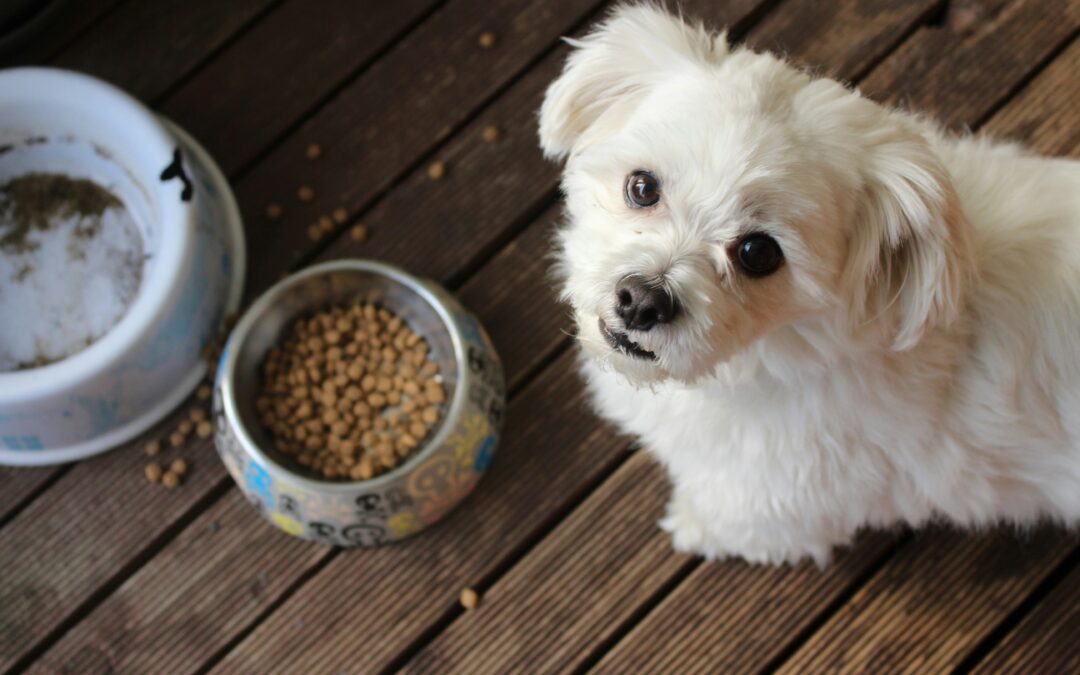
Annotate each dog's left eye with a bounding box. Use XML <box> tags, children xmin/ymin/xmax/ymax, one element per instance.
<box><xmin>626</xmin><ymin>171</ymin><xmax>660</xmax><ymax>208</ymax></box>
<box><xmin>734</xmin><ymin>234</ymin><xmax>784</xmax><ymax>277</ymax></box>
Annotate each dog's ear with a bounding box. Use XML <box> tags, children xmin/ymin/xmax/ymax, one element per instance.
<box><xmin>842</xmin><ymin>111</ymin><xmax>974</xmax><ymax>350</ymax></box>
<box><xmin>539</xmin><ymin>4</ymin><xmax>729</xmax><ymax>160</ymax></box>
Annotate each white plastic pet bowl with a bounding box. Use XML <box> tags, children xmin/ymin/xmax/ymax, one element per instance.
<box><xmin>0</xmin><ymin>68</ymin><xmax>245</xmax><ymax>466</ymax></box>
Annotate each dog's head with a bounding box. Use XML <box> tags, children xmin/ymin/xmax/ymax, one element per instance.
<box><xmin>541</xmin><ymin>4</ymin><xmax>973</xmax><ymax>384</ymax></box>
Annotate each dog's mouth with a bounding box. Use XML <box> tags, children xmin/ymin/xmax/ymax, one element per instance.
<box><xmin>598</xmin><ymin>318</ymin><xmax>656</xmax><ymax>361</ymax></box>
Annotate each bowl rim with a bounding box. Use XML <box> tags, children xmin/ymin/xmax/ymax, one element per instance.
<box><xmin>0</xmin><ymin>67</ymin><xmax>191</xmax><ymax>397</ymax></box>
<box><xmin>219</xmin><ymin>259</ymin><xmax>473</xmax><ymax>493</ymax></box>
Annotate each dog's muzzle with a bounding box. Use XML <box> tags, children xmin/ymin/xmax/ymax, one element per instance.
<box><xmin>599</xmin><ymin>318</ymin><xmax>656</xmax><ymax>360</ymax></box>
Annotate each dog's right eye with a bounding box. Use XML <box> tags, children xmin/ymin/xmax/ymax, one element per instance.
<box><xmin>626</xmin><ymin>171</ymin><xmax>660</xmax><ymax>208</ymax></box>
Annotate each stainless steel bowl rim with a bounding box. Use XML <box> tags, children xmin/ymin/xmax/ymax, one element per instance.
<box><xmin>220</xmin><ymin>259</ymin><xmax>471</xmax><ymax>494</ymax></box>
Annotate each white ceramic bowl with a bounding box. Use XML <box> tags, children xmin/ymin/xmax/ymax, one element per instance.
<box><xmin>0</xmin><ymin>68</ymin><xmax>245</xmax><ymax>466</ymax></box>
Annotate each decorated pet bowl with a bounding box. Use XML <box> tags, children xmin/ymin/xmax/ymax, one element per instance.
<box><xmin>0</xmin><ymin>68</ymin><xmax>245</xmax><ymax>466</ymax></box>
<box><xmin>213</xmin><ymin>260</ymin><xmax>505</xmax><ymax>547</ymax></box>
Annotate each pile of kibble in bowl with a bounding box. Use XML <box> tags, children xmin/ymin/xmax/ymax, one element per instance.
<box><xmin>256</xmin><ymin>301</ymin><xmax>446</xmax><ymax>481</ymax></box>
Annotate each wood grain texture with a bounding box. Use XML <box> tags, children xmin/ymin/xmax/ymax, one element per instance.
<box><xmin>592</xmin><ymin>533</ymin><xmax>897</xmax><ymax>674</ymax></box>
<box><xmin>404</xmin><ymin>452</ymin><xmax>686</xmax><ymax>674</ymax></box>
<box><xmin>775</xmin><ymin>529</ymin><xmax>1078</xmax><ymax>673</ymax></box>
<box><xmin>861</xmin><ymin>0</ymin><xmax>1080</xmax><ymax>129</ymax></box>
<box><xmin>27</xmin><ymin>487</ymin><xmax>327</xmax><ymax>674</ymax></box>
<box><xmin>159</xmin><ymin>0</ymin><xmax>441</xmax><ymax>177</ymax></box>
<box><xmin>209</xmin><ymin>350</ymin><xmax>632</xmax><ymax>674</ymax></box>
<box><xmin>236</xmin><ymin>0</ymin><xmax>603</xmax><ymax>294</ymax></box>
<box><xmin>0</xmin><ymin>467</ymin><xmax>60</xmax><ymax>526</ymax></box>
<box><xmin>0</xmin><ymin>434</ymin><xmax>223</xmax><ymax>671</ymax></box>
<box><xmin>748</xmin><ymin>0</ymin><xmax>940</xmax><ymax>79</ymax></box>
<box><xmin>971</xmin><ymin>560</ymin><xmax>1080</xmax><ymax>674</ymax></box>
<box><xmin>51</xmin><ymin>0</ymin><xmax>277</xmax><ymax>102</ymax></box>
<box><xmin>985</xmin><ymin>36</ymin><xmax>1080</xmax><ymax>157</ymax></box>
<box><xmin>0</xmin><ymin>0</ymin><xmax>120</xmax><ymax>66</ymax></box>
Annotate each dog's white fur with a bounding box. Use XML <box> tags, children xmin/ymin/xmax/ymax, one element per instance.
<box><xmin>540</xmin><ymin>4</ymin><xmax>1080</xmax><ymax>565</ymax></box>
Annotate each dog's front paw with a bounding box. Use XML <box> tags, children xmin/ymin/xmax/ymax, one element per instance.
<box><xmin>660</xmin><ymin>490</ymin><xmax>709</xmax><ymax>555</ymax></box>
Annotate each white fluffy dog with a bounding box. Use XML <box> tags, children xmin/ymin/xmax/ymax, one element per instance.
<box><xmin>540</xmin><ymin>4</ymin><xmax>1080</xmax><ymax>565</ymax></box>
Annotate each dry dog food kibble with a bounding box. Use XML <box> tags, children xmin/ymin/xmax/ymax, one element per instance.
<box><xmin>478</xmin><ymin>31</ymin><xmax>496</xmax><ymax>48</ymax></box>
<box><xmin>482</xmin><ymin>125</ymin><xmax>500</xmax><ymax>143</ymax></box>
<box><xmin>427</xmin><ymin>161</ymin><xmax>446</xmax><ymax>180</ymax></box>
<box><xmin>460</xmin><ymin>587</ymin><xmax>480</xmax><ymax>609</ymax></box>
<box><xmin>306</xmin><ymin>143</ymin><xmax>322</xmax><ymax>160</ymax></box>
<box><xmin>256</xmin><ymin>302</ymin><xmax>446</xmax><ymax>480</ymax></box>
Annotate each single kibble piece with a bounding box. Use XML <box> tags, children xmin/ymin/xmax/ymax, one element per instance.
<box><xmin>169</xmin><ymin>432</ymin><xmax>185</xmax><ymax>449</ymax></box>
<box><xmin>171</xmin><ymin>458</ymin><xmax>189</xmax><ymax>476</ymax></box>
<box><xmin>460</xmin><ymin>587</ymin><xmax>481</xmax><ymax>609</ymax></box>
<box><xmin>196</xmin><ymin>420</ymin><xmax>213</xmax><ymax>439</ymax></box>
<box><xmin>482</xmin><ymin>125</ymin><xmax>500</xmax><ymax>143</ymax></box>
<box><xmin>189</xmin><ymin>407</ymin><xmax>207</xmax><ymax>423</ymax></box>
<box><xmin>427</xmin><ymin>161</ymin><xmax>446</xmax><ymax>180</ymax></box>
<box><xmin>306</xmin><ymin>143</ymin><xmax>322</xmax><ymax>160</ymax></box>
<box><xmin>162</xmin><ymin>470</ymin><xmax>181</xmax><ymax>489</ymax></box>
<box><xmin>350</xmin><ymin>224</ymin><xmax>368</xmax><ymax>242</ymax></box>
<box><xmin>197</xmin><ymin>384</ymin><xmax>212</xmax><ymax>400</ymax></box>
<box><xmin>298</xmin><ymin>185</ymin><xmax>315</xmax><ymax>202</ymax></box>
<box><xmin>144</xmin><ymin>440</ymin><xmax>161</xmax><ymax>457</ymax></box>
<box><xmin>145</xmin><ymin>462</ymin><xmax>163</xmax><ymax>482</ymax></box>
<box><xmin>478</xmin><ymin>31</ymin><xmax>496</xmax><ymax>48</ymax></box>
<box><xmin>266</xmin><ymin>203</ymin><xmax>283</xmax><ymax>220</ymax></box>
<box><xmin>178</xmin><ymin>419</ymin><xmax>193</xmax><ymax>435</ymax></box>
<box><xmin>318</xmin><ymin>215</ymin><xmax>334</xmax><ymax>233</ymax></box>
<box><xmin>307</xmin><ymin>223</ymin><xmax>323</xmax><ymax>242</ymax></box>
<box><xmin>333</xmin><ymin>207</ymin><xmax>348</xmax><ymax>224</ymax></box>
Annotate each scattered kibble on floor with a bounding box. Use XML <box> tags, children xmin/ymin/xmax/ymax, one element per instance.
<box><xmin>428</xmin><ymin>161</ymin><xmax>446</xmax><ymax>180</ymax></box>
<box><xmin>478</xmin><ymin>31</ymin><xmax>496</xmax><ymax>49</ymax></box>
<box><xmin>145</xmin><ymin>462</ymin><xmax>163</xmax><ymax>482</ymax></box>
<box><xmin>162</xmin><ymin>470</ymin><xmax>180</xmax><ymax>489</ymax></box>
<box><xmin>298</xmin><ymin>185</ymin><xmax>315</xmax><ymax>202</ymax></box>
<box><xmin>482</xmin><ymin>125</ymin><xmax>500</xmax><ymax>143</ymax></box>
<box><xmin>350</xmin><ymin>224</ymin><xmax>368</xmax><ymax>242</ymax></box>
<box><xmin>265</xmin><ymin>203</ymin><xmax>283</xmax><ymax>220</ymax></box>
<box><xmin>196</xmin><ymin>420</ymin><xmax>213</xmax><ymax>439</ymax></box>
<box><xmin>171</xmin><ymin>458</ymin><xmax>188</xmax><ymax>476</ymax></box>
<box><xmin>460</xmin><ymin>587</ymin><xmax>480</xmax><ymax>609</ymax></box>
<box><xmin>256</xmin><ymin>301</ymin><xmax>445</xmax><ymax>481</ymax></box>
<box><xmin>306</xmin><ymin>143</ymin><xmax>322</xmax><ymax>160</ymax></box>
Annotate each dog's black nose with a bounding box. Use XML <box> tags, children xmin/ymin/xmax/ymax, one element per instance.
<box><xmin>614</xmin><ymin>276</ymin><xmax>676</xmax><ymax>332</ymax></box>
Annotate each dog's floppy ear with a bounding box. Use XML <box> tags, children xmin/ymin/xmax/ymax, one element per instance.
<box><xmin>539</xmin><ymin>4</ymin><xmax>729</xmax><ymax>160</ymax></box>
<box><xmin>843</xmin><ymin>111</ymin><xmax>974</xmax><ymax>350</ymax></box>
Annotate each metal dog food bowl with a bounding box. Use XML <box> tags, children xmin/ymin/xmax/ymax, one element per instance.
<box><xmin>213</xmin><ymin>260</ymin><xmax>505</xmax><ymax>547</ymax></box>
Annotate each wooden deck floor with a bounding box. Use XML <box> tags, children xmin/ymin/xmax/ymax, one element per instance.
<box><xmin>2</xmin><ymin>1</ymin><xmax>1079</xmax><ymax>672</ymax></box>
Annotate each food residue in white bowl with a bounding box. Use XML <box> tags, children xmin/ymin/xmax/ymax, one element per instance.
<box><xmin>0</xmin><ymin>172</ymin><xmax>144</xmax><ymax>371</ymax></box>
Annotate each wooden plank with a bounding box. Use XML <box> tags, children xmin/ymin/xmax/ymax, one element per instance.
<box><xmin>591</xmin><ymin>533</ymin><xmax>896</xmax><ymax>674</ymax></box>
<box><xmin>0</xmin><ymin>467</ymin><xmax>58</xmax><ymax>525</ymax></box>
<box><xmin>158</xmin><ymin>0</ymin><xmax>441</xmax><ymax>177</ymax></box>
<box><xmin>0</xmin><ymin>437</ymin><xmax>225</xmax><ymax>671</ymax></box>
<box><xmin>234</xmin><ymin>0</ymin><xmax>604</xmax><ymax>294</ymax></box>
<box><xmin>971</xmin><ymin>561</ymin><xmax>1080</xmax><ymax>673</ymax></box>
<box><xmin>775</xmin><ymin>529</ymin><xmax>1078</xmax><ymax>673</ymax></box>
<box><xmin>26</xmin><ymin>487</ymin><xmax>327</xmax><ymax>674</ymax></box>
<box><xmin>404</xmin><ymin>453</ymin><xmax>686</xmax><ymax>674</ymax></box>
<box><xmin>51</xmin><ymin>0</ymin><xmax>277</xmax><ymax>102</ymax></box>
<box><xmin>406</xmin><ymin>453</ymin><xmax>895</xmax><ymax>674</ymax></box>
<box><xmin>0</xmin><ymin>0</ymin><xmax>120</xmax><ymax>66</ymax></box>
<box><xmin>747</xmin><ymin>0</ymin><xmax>941</xmax><ymax>80</ymax></box>
<box><xmin>861</xmin><ymin>0</ymin><xmax>1080</xmax><ymax>129</ymax></box>
<box><xmin>986</xmin><ymin>37</ymin><xmax>1080</xmax><ymax>156</ymax></box>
